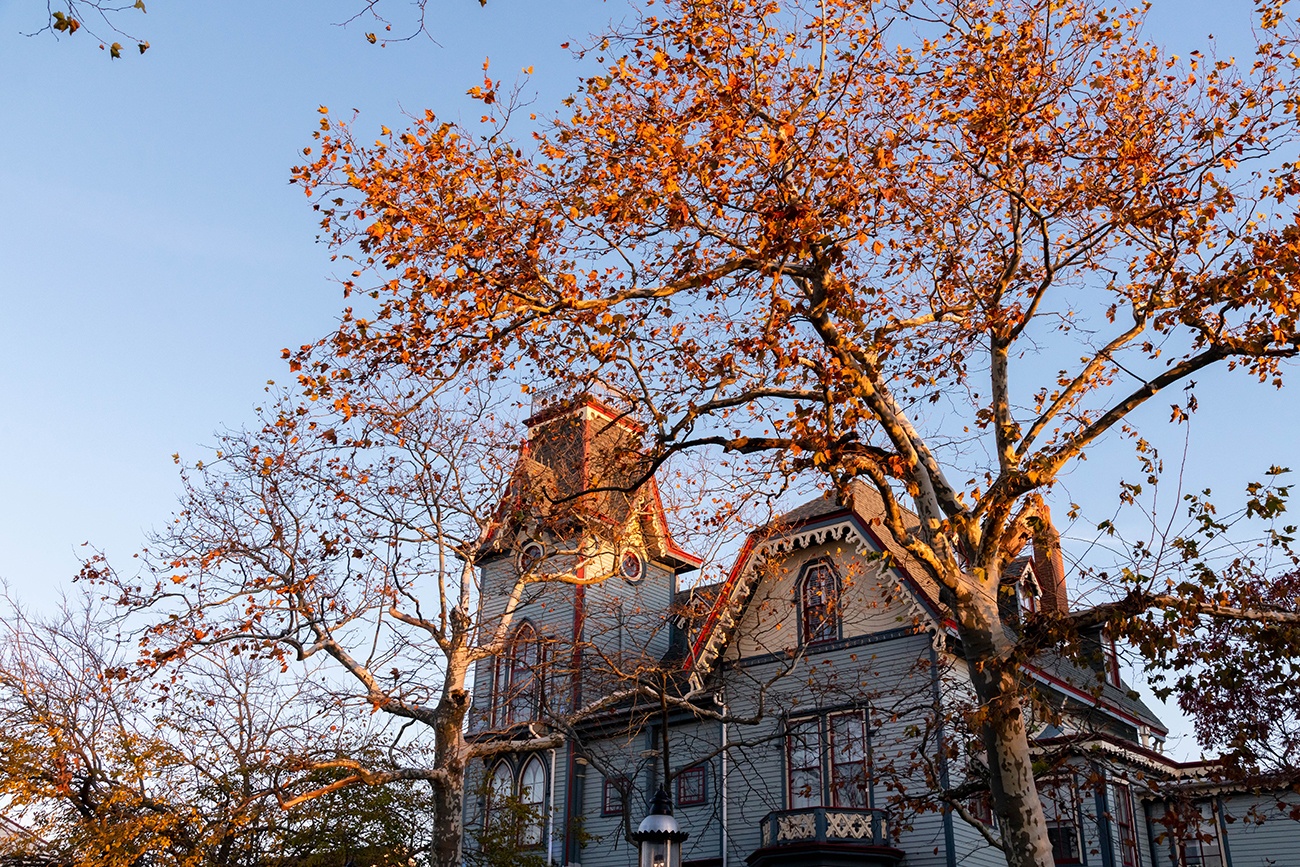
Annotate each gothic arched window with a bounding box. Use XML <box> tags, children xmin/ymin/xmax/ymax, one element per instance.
<box><xmin>485</xmin><ymin>761</ymin><xmax>514</xmax><ymax>829</ymax></box>
<box><xmin>518</xmin><ymin>756</ymin><xmax>547</xmax><ymax>847</ymax></box>
<box><xmin>799</xmin><ymin>559</ymin><xmax>841</xmax><ymax>645</ymax></box>
<box><xmin>494</xmin><ymin>620</ymin><xmax>543</xmax><ymax>727</ymax></box>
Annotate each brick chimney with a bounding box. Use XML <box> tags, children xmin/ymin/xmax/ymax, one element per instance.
<box><xmin>1031</xmin><ymin>504</ymin><xmax>1070</xmax><ymax>616</ymax></box>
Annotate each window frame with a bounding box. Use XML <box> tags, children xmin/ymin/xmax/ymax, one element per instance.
<box><xmin>1176</xmin><ymin>802</ymin><xmax>1225</xmax><ymax>867</ymax></box>
<box><xmin>1112</xmin><ymin>782</ymin><xmax>1140</xmax><ymax>867</ymax></box>
<box><xmin>827</xmin><ymin>711</ymin><xmax>871</xmax><ymax>808</ymax></box>
<box><xmin>797</xmin><ymin>559</ymin><xmax>843</xmax><ymax>646</ymax></box>
<box><xmin>786</xmin><ymin>716</ymin><xmax>824</xmax><ymax>809</ymax></box>
<box><xmin>601</xmin><ymin>776</ymin><xmax>626</xmax><ymax>817</ymax></box>
<box><xmin>492</xmin><ymin>619</ymin><xmax>544</xmax><ymax>728</ymax></box>
<box><xmin>517</xmin><ymin>755</ymin><xmax>547</xmax><ymax>849</ymax></box>
<box><xmin>676</xmin><ymin>764</ymin><xmax>708</xmax><ymax>808</ymax></box>
<box><xmin>484</xmin><ymin>760</ymin><xmax>515</xmax><ymax>831</ymax></box>
<box><xmin>1040</xmin><ymin>776</ymin><xmax>1083</xmax><ymax>866</ymax></box>
<box><xmin>784</xmin><ymin>709</ymin><xmax>872</xmax><ymax>810</ymax></box>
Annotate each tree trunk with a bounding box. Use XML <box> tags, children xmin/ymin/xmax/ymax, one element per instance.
<box><xmin>955</xmin><ymin>578</ymin><xmax>1056</xmax><ymax>867</ymax></box>
<box><xmin>429</xmin><ymin>683</ymin><xmax>470</xmax><ymax>867</ymax></box>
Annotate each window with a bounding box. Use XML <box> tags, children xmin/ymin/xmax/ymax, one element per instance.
<box><xmin>799</xmin><ymin>560</ymin><xmax>842</xmax><ymax>644</ymax></box>
<box><xmin>619</xmin><ymin>549</ymin><xmax>645</xmax><ymax>583</ymax></box>
<box><xmin>1113</xmin><ymin>783</ymin><xmax>1140</xmax><ymax>867</ymax></box>
<box><xmin>786</xmin><ymin>710</ymin><xmax>872</xmax><ymax>809</ymax></box>
<box><xmin>485</xmin><ymin>761</ymin><xmax>515</xmax><ymax>829</ymax></box>
<box><xmin>1041</xmin><ymin>777</ymin><xmax>1082</xmax><ymax>865</ymax></box>
<box><xmin>518</xmin><ymin>757</ymin><xmax>546</xmax><ymax>848</ymax></box>
<box><xmin>1176</xmin><ymin>802</ymin><xmax>1224</xmax><ymax>867</ymax></box>
<box><xmin>493</xmin><ymin>620</ymin><xmax>544</xmax><ymax>728</ymax></box>
<box><xmin>602</xmin><ymin>776</ymin><xmax>626</xmax><ymax>816</ymax></box>
<box><xmin>676</xmin><ymin>765</ymin><xmax>707</xmax><ymax>807</ymax></box>
<box><xmin>787</xmin><ymin>718</ymin><xmax>823</xmax><ymax>809</ymax></box>
<box><xmin>967</xmin><ymin>793</ymin><xmax>995</xmax><ymax>826</ymax></box>
<box><xmin>828</xmin><ymin>712</ymin><xmax>870</xmax><ymax>807</ymax></box>
<box><xmin>517</xmin><ymin>540</ymin><xmax>545</xmax><ymax>574</ymax></box>
<box><xmin>484</xmin><ymin>756</ymin><xmax>548</xmax><ymax>849</ymax></box>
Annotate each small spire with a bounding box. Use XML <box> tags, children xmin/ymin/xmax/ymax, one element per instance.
<box><xmin>648</xmin><ymin>784</ymin><xmax>674</xmax><ymax>816</ymax></box>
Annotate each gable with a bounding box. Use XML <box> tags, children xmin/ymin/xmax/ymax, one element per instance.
<box><xmin>685</xmin><ymin>482</ymin><xmax>944</xmax><ymax>684</ymax></box>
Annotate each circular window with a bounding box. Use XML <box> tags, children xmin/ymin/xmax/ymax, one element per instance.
<box><xmin>619</xmin><ymin>550</ymin><xmax>645</xmax><ymax>584</ymax></box>
<box><xmin>518</xmin><ymin>541</ymin><xmax>545</xmax><ymax>574</ymax></box>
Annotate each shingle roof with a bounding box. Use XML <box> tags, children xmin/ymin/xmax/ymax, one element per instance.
<box><xmin>1030</xmin><ymin>647</ymin><xmax>1168</xmax><ymax>734</ymax></box>
<box><xmin>1003</xmin><ymin>555</ymin><xmax>1034</xmax><ymax>583</ymax></box>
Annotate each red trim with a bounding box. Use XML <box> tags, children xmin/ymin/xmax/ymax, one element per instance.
<box><xmin>1021</xmin><ymin>663</ymin><xmax>1167</xmax><ymax>735</ymax></box>
<box><xmin>643</xmin><ymin>477</ymin><xmax>704</xmax><ymax>568</ymax></box>
<box><xmin>1034</xmin><ymin>732</ymin><xmax>1200</xmax><ymax>770</ymax></box>
<box><xmin>685</xmin><ymin>530</ymin><xmax>762</xmax><ymax>669</ymax></box>
<box><xmin>676</xmin><ymin>765</ymin><xmax>709</xmax><ymax>807</ymax></box>
<box><xmin>524</xmin><ymin>395</ymin><xmax>646</xmax><ymax>434</ymax></box>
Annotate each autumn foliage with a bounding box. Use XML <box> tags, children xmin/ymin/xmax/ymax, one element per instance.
<box><xmin>289</xmin><ymin>1</ymin><xmax>1300</xmax><ymax>864</ymax></box>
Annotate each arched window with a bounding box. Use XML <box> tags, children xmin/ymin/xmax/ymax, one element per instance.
<box><xmin>485</xmin><ymin>761</ymin><xmax>514</xmax><ymax>829</ymax></box>
<box><xmin>799</xmin><ymin>560</ymin><xmax>841</xmax><ymax>645</ymax></box>
<box><xmin>518</xmin><ymin>756</ymin><xmax>547</xmax><ymax>847</ymax></box>
<box><xmin>493</xmin><ymin>621</ymin><xmax>543</xmax><ymax>727</ymax></box>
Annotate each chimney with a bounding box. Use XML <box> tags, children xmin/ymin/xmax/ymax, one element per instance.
<box><xmin>1031</xmin><ymin>504</ymin><xmax>1070</xmax><ymax>616</ymax></box>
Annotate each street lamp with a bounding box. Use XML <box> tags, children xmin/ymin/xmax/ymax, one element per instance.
<box><xmin>633</xmin><ymin>786</ymin><xmax>689</xmax><ymax>867</ymax></box>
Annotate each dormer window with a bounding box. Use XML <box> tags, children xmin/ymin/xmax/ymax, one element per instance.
<box><xmin>798</xmin><ymin>559</ymin><xmax>841</xmax><ymax>645</ymax></box>
<box><xmin>1019</xmin><ymin>572</ymin><xmax>1040</xmax><ymax>616</ymax></box>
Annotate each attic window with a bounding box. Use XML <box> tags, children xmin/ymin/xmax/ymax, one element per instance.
<box><xmin>799</xmin><ymin>559</ymin><xmax>841</xmax><ymax>645</ymax></box>
<box><xmin>619</xmin><ymin>549</ymin><xmax>645</xmax><ymax>584</ymax></box>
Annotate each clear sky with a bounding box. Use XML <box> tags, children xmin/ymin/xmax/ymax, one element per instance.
<box><xmin>0</xmin><ymin>0</ymin><xmax>1293</xmax><ymax>760</ymax></box>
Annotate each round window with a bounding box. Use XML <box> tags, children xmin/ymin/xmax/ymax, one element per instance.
<box><xmin>619</xmin><ymin>550</ymin><xmax>645</xmax><ymax>583</ymax></box>
<box><xmin>518</xmin><ymin>541</ymin><xmax>545</xmax><ymax>573</ymax></box>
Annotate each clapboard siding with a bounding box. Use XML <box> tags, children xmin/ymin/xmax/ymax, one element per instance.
<box><xmin>1218</xmin><ymin>791</ymin><xmax>1300</xmax><ymax>867</ymax></box>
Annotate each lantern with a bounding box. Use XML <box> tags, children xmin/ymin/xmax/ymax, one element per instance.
<box><xmin>633</xmin><ymin>786</ymin><xmax>688</xmax><ymax>867</ymax></box>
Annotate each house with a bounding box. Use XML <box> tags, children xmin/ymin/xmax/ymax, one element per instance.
<box><xmin>463</xmin><ymin>394</ymin><xmax>1300</xmax><ymax>867</ymax></box>
<box><xmin>0</xmin><ymin>815</ymin><xmax>59</xmax><ymax>867</ymax></box>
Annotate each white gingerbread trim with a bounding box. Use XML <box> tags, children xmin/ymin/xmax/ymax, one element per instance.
<box><xmin>689</xmin><ymin>514</ymin><xmax>941</xmax><ymax>687</ymax></box>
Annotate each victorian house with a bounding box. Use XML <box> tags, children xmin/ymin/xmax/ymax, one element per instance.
<box><xmin>463</xmin><ymin>393</ymin><xmax>1300</xmax><ymax>867</ymax></box>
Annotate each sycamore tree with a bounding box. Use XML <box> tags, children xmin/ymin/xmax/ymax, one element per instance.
<box><xmin>95</xmin><ymin>380</ymin><xmax>761</xmax><ymax>867</ymax></box>
<box><xmin>24</xmin><ymin>0</ymin><xmax>470</xmax><ymax>59</ymax></box>
<box><xmin>92</xmin><ymin>386</ymin><xmax>546</xmax><ymax>867</ymax></box>
<box><xmin>290</xmin><ymin>0</ymin><xmax>1300</xmax><ymax>864</ymax></box>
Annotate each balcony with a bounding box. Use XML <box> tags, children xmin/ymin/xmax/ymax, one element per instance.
<box><xmin>747</xmin><ymin>807</ymin><xmax>904</xmax><ymax>867</ymax></box>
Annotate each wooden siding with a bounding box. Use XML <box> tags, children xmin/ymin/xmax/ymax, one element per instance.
<box><xmin>725</xmin><ymin>537</ymin><xmax>921</xmax><ymax>662</ymax></box>
<box><xmin>1217</xmin><ymin>791</ymin><xmax>1300</xmax><ymax>867</ymax></box>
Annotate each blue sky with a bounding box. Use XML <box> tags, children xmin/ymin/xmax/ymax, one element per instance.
<box><xmin>0</xmin><ymin>0</ymin><xmax>1293</xmax><ymax>759</ymax></box>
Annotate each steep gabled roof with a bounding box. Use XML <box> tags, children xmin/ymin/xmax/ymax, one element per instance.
<box><xmin>1026</xmin><ymin>648</ymin><xmax>1168</xmax><ymax>735</ymax></box>
<box><xmin>1003</xmin><ymin>555</ymin><xmax>1035</xmax><ymax>583</ymax></box>
<box><xmin>684</xmin><ymin>481</ymin><xmax>943</xmax><ymax>682</ymax></box>
<box><xmin>682</xmin><ymin>482</ymin><xmax>1168</xmax><ymax>739</ymax></box>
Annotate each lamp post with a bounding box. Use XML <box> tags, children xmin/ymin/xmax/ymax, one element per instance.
<box><xmin>633</xmin><ymin>786</ymin><xmax>689</xmax><ymax>867</ymax></box>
